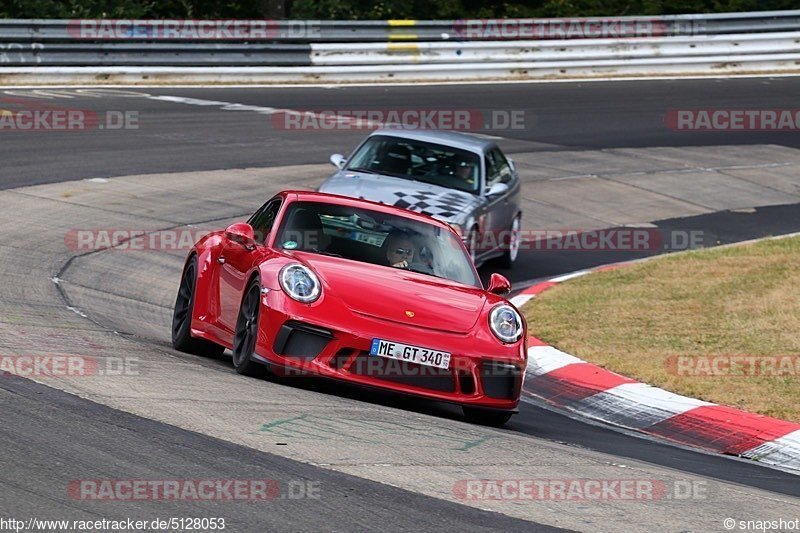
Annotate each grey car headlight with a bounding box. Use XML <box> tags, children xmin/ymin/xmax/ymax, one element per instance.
<box><xmin>489</xmin><ymin>304</ymin><xmax>523</xmax><ymax>343</ymax></box>
<box><xmin>279</xmin><ymin>263</ymin><xmax>321</xmax><ymax>303</ymax></box>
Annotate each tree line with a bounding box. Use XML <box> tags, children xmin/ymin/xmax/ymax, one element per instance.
<box><xmin>1</xmin><ymin>0</ymin><xmax>795</xmax><ymax>19</ymax></box>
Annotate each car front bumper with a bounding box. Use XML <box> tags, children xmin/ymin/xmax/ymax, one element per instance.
<box><xmin>252</xmin><ymin>290</ymin><xmax>527</xmax><ymax>411</ymax></box>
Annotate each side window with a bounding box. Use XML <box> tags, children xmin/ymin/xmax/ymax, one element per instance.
<box><xmin>486</xmin><ymin>148</ymin><xmax>513</xmax><ymax>187</ymax></box>
<box><xmin>485</xmin><ymin>150</ymin><xmax>500</xmax><ymax>187</ymax></box>
<box><xmin>248</xmin><ymin>199</ymin><xmax>281</xmax><ymax>243</ymax></box>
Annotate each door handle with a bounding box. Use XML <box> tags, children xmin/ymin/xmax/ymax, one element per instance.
<box><xmin>217</xmin><ymin>257</ymin><xmax>226</xmax><ymax>264</ymax></box>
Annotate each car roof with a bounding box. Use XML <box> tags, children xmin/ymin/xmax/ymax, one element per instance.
<box><xmin>282</xmin><ymin>190</ymin><xmax>455</xmax><ymax>230</ymax></box>
<box><xmin>368</xmin><ymin>128</ymin><xmax>495</xmax><ymax>153</ymax></box>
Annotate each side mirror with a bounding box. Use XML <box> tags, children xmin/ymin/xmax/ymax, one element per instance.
<box><xmin>485</xmin><ymin>182</ymin><xmax>509</xmax><ymax>197</ymax></box>
<box><xmin>225</xmin><ymin>223</ymin><xmax>256</xmax><ymax>251</ymax></box>
<box><xmin>329</xmin><ymin>153</ymin><xmax>346</xmax><ymax>169</ymax></box>
<box><xmin>487</xmin><ymin>273</ymin><xmax>511</xmax><ymax>295</ymax></box>
<box><xmin>507</xmin><ymin>158</ymin><xmax>516</xmax><ymax>172</ymax></box>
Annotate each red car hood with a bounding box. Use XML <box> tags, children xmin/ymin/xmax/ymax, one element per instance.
<box><xmin>299</xmin><ymin>254</ymin><xmax>485</xmax><ymax>334</ymax></box>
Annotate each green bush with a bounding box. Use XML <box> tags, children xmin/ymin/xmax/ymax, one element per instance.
<box><xmin>1</xmin><ymin>0</ymin><xmax>797</xmax><ymax>19</ymax></box>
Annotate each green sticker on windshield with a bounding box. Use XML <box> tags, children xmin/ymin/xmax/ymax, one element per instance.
<box><xmin>283</xmin><ymin>241</ymin><xmax>298</xmax><ymax>250</ymax></box>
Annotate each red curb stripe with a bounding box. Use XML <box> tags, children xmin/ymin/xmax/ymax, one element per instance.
<box><xmin>551</xmin><ymin>362</ymin><xmax>638</xmax><ymax>391</ymax></box>
<box><xmin>527</xmin><ymin>336</ymin><xmax>548</xmax><ymax>347</ymax></box>
<box><xmin>527</xmin><ymin>362</ymin><xmax>637</xmax><ymax>405</ymax></box>
<box><xmin>594</xmin><ymin>261</ymin><xmax>637</xmax><ymax>273</ymax></box>
<box><xmin>645</xmin><ymin>405</ymin><xmax>800</xmax><ymax>455</ymax></box>
<box><xmin>521</xmin><ymin>281</ymin><xmax>557</xmax><ymax>295</ymax></box>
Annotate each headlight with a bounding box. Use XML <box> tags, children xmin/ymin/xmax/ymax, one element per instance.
<box><xmin>489</xmin><ymin>304</ymin><xmax>523</xmax><ymax>343</ymax></box>
<box><xmin>279</xmin><ymin>263</ymin><xmax>321</xmax><ymax>303</ymax></box>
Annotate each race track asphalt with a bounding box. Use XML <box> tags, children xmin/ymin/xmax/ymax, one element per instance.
<box><xmin>1</xmin><ymin>78</ymin><xmax>799</xmax><ymax>531</ymax></box>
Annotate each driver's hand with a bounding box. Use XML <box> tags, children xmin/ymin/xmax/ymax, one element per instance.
<box><xmin>392</xmin><ymin>260</ymin><xmax>409</xmax><ymax>268</ymax></box>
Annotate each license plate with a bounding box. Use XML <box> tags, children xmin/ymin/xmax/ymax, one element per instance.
<box><xmin>369</xmin><ymin>338</ymin><xmax>451</xmax><ymax>370</ymax></box>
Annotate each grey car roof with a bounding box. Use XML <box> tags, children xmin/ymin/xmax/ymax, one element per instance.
<box><xmin>368</xmin><ymin>128</ymin><xmax>496</xmax><ymax>153</ymax></box>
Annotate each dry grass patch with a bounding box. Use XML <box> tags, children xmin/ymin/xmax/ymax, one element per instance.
<box><xmin>524</xmin><ymin>235</ymin><xmax>800</xmax><ymax>422</ymax></box>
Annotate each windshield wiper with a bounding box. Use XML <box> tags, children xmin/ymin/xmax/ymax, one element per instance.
<box><xmin>310</xmin><ymin>249</ymin><xmax>343</xmax><ymax>258</ymax></box>
<box><xmin>349</xmin><ymin>167</ymin><xmax>416</xmax><ymax>181</ymax></box>
<box><xmin>346</xmin><ymin>167</ymin><xmax>379</xmax><ymax>175</ymax></box>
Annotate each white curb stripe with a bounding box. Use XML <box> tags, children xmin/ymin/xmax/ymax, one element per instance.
<box><xmin>575</xmin><ymin>382</ymin><xmax>714</xmax><ymax>429</ymax></box>
<box><xmin>549</xmin><ymin>270</ymin><xmax>590</xmax><ymax>283</ymax></box>
<box><xmin>527</xmin><ymin>345</ymin><xmax>583</xmax><ymax>376</ymax></box>
<box><xmin>509</xmin><ymin>294</ymin><xmax>534</xmax><ymax>307</ymax></box>
<box><xmin>741</xmin><ymin>429</ymin><xmax>800</xmax><ymax>471</ymax></box>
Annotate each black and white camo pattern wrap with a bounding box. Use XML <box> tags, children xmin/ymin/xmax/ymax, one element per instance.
<box><xmin>392</xmin><ymin>190</ymin><xmax>481</xmax><ymax>221</ymax></box>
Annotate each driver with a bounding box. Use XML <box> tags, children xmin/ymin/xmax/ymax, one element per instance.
<box><xmin>454</xmin><ymin>160</ymin><xmax>477</xmax><ymax>186</ymax></box>
<box><xmin>384</xmin><ymin>231</ymin><xmax>417</xmax><ymax>269</ymax></box>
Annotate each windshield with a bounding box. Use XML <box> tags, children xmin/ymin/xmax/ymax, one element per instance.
<box><xmin>346</xmin><ymin>135</ymin><xmax>481</xmax><ymax>194</ymax></box>
<box><xmin>275</xmin><ymin>201</ymin><xmax>480</xmax><ymax>288</ymax></box>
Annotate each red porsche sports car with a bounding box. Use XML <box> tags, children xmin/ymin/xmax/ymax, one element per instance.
<box><xmin>172</xmin><ymin>191</ymin><xmax>527</xmax><ymax>425</ymax></box>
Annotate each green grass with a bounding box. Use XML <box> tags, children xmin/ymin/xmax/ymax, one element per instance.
<box><xmin>523</xmin><ymin>235</ymin><xmax>800</xmax><ymax>422</ymax></box>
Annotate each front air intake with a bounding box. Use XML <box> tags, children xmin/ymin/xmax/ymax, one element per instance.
<box><xmin>272</xmin><ymin>321</ymin><xmax>332</xmax><ymax>360</ymax></box>
<box><xmin>480</xmin><ymin>362</ymin><xmax>521</xmax><ymax>399</ymax></box>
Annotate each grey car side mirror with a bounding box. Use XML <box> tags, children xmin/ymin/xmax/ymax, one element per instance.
<box><xmin>330</xmin><ymin>153</ymin><xmax>346</xmax><ymax>169</ymax></box>
<box><xmin>485</xmin><ymin>182</ymin><xmax>509</xmax><ymax>197</ymax></box>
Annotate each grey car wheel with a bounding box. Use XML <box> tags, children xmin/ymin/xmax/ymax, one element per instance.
<box><xmin>498</xmin><ymin>215</ymin><xmax>521</xmax><ymax>268</ymax></box>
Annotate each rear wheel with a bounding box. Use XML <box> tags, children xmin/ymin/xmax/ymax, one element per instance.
<box><xmin>172</xmin><ymin>256</ymin><xmax>225</xmax><ymax>358</ymax></box>
<box><xmin>231</xmin><ymin>278</ymin><xmax>267</xmax><ymax>378</ymax></box>
<box><xmin>462</xmin><ymin>406</ymin><xmax>513</xmax><ymax>427</ymax></box>
<box><xmin>498</xmin><ymin>215</ymin><xmax>521</xmax><ymax>269</ymax></box>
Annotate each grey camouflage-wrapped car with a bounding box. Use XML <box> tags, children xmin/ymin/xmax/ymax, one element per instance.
<box><xmin>318</xmin><ymin>129</ymin><xmax>521</xmax><ymax>268</ymax></box>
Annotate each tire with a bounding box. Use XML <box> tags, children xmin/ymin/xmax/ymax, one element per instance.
<box><xmin>497</xmin><ymin>215</ymin><xmax>521</xmax><ymax>269</ymax></box>
<box><xmin>231</xmin><ymin>277</ymin><xmax>267</xmax><ymax>378</ymax></box>
<box><xmin>172</xmin><ymin>256</ymin><xmax>225</xmax><ymax>358</ymax></box>
<box><xmin>462</xmin><ymin>406</ymin><xmax>514</xmax><ymax>427</ymax></box>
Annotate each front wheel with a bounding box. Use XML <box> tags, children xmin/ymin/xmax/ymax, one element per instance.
<box><xmin>172</xmin><ymin>256</ymin><xmax>225</xmax><ymax>358</ymax></box>
<box><xmin>231</xmin><ymin>278</ymin><xmax>267</xmax><ymax>378</ymax></box>
<box><xmin>462</xmin><ymin>406</ymin><xmax>513</xmax><ymax>427</ymax></box>
<box><xmin>497</xmin><ymin>215</ymin><xmax>521</xmax><ymax>269</ymax></box>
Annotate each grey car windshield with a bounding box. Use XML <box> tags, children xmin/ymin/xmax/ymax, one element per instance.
<box><xmin>346</xmin><ymin>135</ymin><xmax>481</xmax><ymax>194</ymax></box>
<box><xmin>275</xmin><ymin>201</ymin><xmax>480</xmax><ymax>288</ymax></box>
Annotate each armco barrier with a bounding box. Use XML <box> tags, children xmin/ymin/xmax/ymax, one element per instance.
<box><xmin>0</xmin><ymin>11</ymin><xmax>799</xmax><ymax>82</ymax></box>
<box><xmin>309</xmin><ymin>32</ymin><xmax>800</xmax><ymax>66</ymax></box>
<box><xmin>0</xmin><ymin>43</ymin><xmax>312</xmax><ymax>66</ymax></box>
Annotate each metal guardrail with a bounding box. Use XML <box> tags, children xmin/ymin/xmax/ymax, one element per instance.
<box><xmin>0</xmin><ymin>43</ymin><xmax>312</xmax><ymax>66</ymax></box>
<box><xmin>310</xmin><ymin>32</ymin><xmax>800</xmax><ymax>66</ymax></box>
<box><xmin>0</xmin><ymin>11</ymin><xmax>799</xmax><ymax>81</ymax></box>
